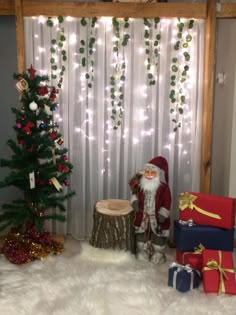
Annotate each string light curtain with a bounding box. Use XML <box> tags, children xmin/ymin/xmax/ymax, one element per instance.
<box><xmin>24</xmin><ymin>17</ymin><xmax>205</xmax><ymax>240</ymax></box>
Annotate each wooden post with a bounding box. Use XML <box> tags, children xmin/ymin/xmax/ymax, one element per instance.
<box><xmin>201</xmin><ymin>0</ymin><xmax>216</xmax><ymax>193</ymax></box>
<box><xmin>15</xmin><ymin>0</ymin><xmax>25</xmax><ymax>72</ymax></box>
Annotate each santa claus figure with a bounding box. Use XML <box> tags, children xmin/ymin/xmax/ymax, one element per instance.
<box><xmin>129</xmin><ymin>156</ymin><xmax>171</xmax><ymax>264</ymax></box>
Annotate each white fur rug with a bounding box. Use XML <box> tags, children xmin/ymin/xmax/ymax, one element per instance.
<box><xmin>0</xmin><ymin>237</ymin><xmax>236</xmax><ymax>315</ymax></box>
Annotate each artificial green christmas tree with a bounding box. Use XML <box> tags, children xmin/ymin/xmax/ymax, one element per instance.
<box><xmin>0</xmin><ymin>66</ymin><xmax>75</xmax><ymax>263</ymax></box>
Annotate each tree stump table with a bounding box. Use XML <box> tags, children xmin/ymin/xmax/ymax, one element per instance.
<box><xmin>90</xmin><ymin>199</ymin><xmax>134</xmax><ymax>251</ymax></box>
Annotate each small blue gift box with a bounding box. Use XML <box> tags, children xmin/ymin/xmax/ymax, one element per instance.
<box><xmin>168</xmin><ymin>262</ymin><xmax>201</xmax><ymax>293</ymax></box>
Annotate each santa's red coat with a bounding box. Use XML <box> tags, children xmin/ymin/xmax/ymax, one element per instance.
<box><xmin>134</xmin><ymin>182</ymin><xmax>171</xmax><ymax>232</ymax></box>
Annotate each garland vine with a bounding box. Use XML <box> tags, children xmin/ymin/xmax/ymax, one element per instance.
<box><xmin>110</xmin><ymin>17</ymin><xmax>130</xmax><ymax>129</ymax></box>
<box><xmin>46</xmin><ymin>16</ymin><xmax>67</xmax><ymax>89</ymax></box>
<box><xmin>169</xmin><ymin>18</ymin><xmax>194</xmax><ymax>132</ymax></box>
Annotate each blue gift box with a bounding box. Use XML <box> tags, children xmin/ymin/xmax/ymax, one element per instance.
<box><xmin>168</xmin><ymin>263</ymin><xmax>201</xmax><ymax>293</ymax></box>
<box><xmin>174</xmin><ymin>220</ymin><xmax>235</xmax><ymax>252</ymax></box>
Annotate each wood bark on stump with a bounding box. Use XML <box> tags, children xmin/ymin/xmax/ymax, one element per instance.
<box><xmin>90</xmin><ymin>199</ymin><xmax>135</xmax><ymax>252</ymax></box>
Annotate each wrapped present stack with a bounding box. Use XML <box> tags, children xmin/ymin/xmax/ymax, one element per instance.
<box><xmin>170</xmin><ymin>191</ymin><xmax>236</xmax><ymax>294</ymax></box>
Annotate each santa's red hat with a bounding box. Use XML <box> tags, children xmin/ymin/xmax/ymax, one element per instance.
<box><xmin>144</xmin><ymin>156</ymin><xmax>169</xmax><ymax>184</ymax></box>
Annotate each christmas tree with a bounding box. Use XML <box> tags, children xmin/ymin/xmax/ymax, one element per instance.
<box><xmin>0</xmin><ymin>66</ymin><xmax>75</xmax><ymax>263</ymax></box>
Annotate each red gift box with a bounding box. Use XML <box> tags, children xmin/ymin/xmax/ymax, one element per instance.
<box><xmin>176</xmin><ymin>248</ymin><xmax>203</xmax><ymax>272</ymax></box>
<box><xmin>202</xmin><ymin>249</ymin><xmax>236</xmax><ymax>295</ymax></box>
<box><xmin>179</xmin><ymin>192</ymin><xmax>236</xmax><ymax>229</ymax></box>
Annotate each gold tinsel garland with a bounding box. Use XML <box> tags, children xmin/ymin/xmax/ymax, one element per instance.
<box><xmin>2</xmin><ymin>227</ymin><xmax>64</xmax><ymax>264</ymax></box>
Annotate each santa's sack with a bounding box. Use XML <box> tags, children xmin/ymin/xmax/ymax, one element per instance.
<box><xmin>168</xmin><ymin>262</ymin><xmax>201</xmax><ymax>293</ymax></box>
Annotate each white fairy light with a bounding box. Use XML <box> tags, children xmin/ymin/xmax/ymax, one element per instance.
<box><xmin>38</xmin><ymin>47</ymin><xmax>45</xmax><ymax>53</ymax></box>
<box><xmin>139</xmin><ymin>47</ymin><xmax>144</xmax><ymax>55</ymax></box>
<box><xmin>139</xmin><ymin>109</ymin><xmax>148</xmax><ymax>121</ymax></box>
<box><xmin>38</xmin><ymin>16</ymin><xmax>46</xmax><ymax>24</ymax></box>
<box><xmin>40</xmin><ymin>69</ymin><xmax>48</xmax><ymax>75</ymax></box>
<box><xmin>97</xmin><ymin>39</ymin><xmax>102</xmax><ymax>45</ymax></box>
<box><xmin>70</xmin><ymin>33</ymin><xmax>77</xmax><ymax>45</ymax></box>
<box><xmin>133</xmin><ymin>138</ymin><xmax>139</xmax><ymax>145</ymax></box>
<box><xmin>169</xmin><ymin>133</ymin><xmax>175</xmax><ymax>140</ymax></box>
<box><xmin>86</xmin><ymin>109</ymin><xmax>93</xmax><ymax>115</ymax></box>
<box><xmin>164</xmin><ymin>144</ymin><xmax>171</xmax><ymax>150</ymax></box>
<box><xmin>34</xmin><ymin>34</ymin><xmax>39</xmax><ymax>39</ymax></box>
<box><xmin>75</xmin><ymin>127</ymin><xmax>81</xmax><ymax>133</ymax></box>
<box><xmin>101</xmin><ymin>168</ymin><xmax>105</xmax><ymax>175</ymax></box>
<box><xmin>66</xmin><ymin>16</ymin><xmax>74</xmax><ymax>21</ymax></box>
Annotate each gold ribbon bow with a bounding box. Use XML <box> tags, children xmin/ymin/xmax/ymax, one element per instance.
<box><xmin>203</xmin><ymin>251</ymin><xmax>234</xmax><ymax>294</ymax></box>
<box><xmin>193</xmin><ymin>243</ymin><xmax>205</xmax><ymax>255</ymax></box>
<box><xmin>179</xmin><ymin>192</ymin><xmax>221</xmax><ymax>220</ymax></box>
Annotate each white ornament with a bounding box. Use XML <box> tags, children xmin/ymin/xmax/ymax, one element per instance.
<box><xmin>29</xmin><ymin>101</ymin><xmax>38</xmax><ymax>111</ymax></box>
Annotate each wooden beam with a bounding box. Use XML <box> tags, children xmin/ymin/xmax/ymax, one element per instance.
<box><xmin>22</xmin><ymin>2</ymin><xmax>207</xmax><ymax>18</ymax></box>
<box><xmin>201</xmin><ymin>0</ymin><xmax>216</xmax><ymax>193</ymax></box>
<box><xmin>216</xmin><ymin>3</ymin><xmax>236</xmax><ymax>18</ymax></box>
<box><xmin>2</xmin><ymin>1</ymin><xmax>236</xmax><ymax>18</ymax></box>
<box><xmin>15</xmin><ymin>0</ymin><xmax>25</xmax><ymax>72</ymax></box>
<box><xmin>0</xmin><ymin>1</ymin><xmax>207</xmax><ymax>18</ymax></box>
<box><xmin>0</xmin><ymin>0</ymin><xmax>14</xmax><ymax>15</ymax></box>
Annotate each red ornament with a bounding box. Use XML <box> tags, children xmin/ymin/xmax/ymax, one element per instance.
<box><xmin>28</xmin><ymin>145</ymin><xmax>34</xmax><ymax>152</ymax></box>
<box><xmin>62</xmin><ymin>155</ymin><xmax>68</xmax><ymax>161</ymax></box>
<box><xmin>23</xmin><ymin>121</ymin><xmax>34</xmax><ymax>134</ymax></box>
<box><xmin>58</xmin><ymin>164</ymin><xmax>64</xmax><ymax>172</ymax></box>
<box><xmin>49</xmin><ymin>180</ymin><xmax>53</xmax><ymax>186</ymax></box>
<box><xmin>27</xmin><ymin>64</ymin><xmax>36</xmax><ymax>79</ymax></box>
<box><xmin>38</xmin><ymin>86</ymin><xmax>48</xmax><ymax>96</ymax></box>
<box><xmin>58</xmin><ymin>164</ymin><xmax>69</xmax><ymax>172</ymax></box>
<box><xmin>64</xmin><ymin>165</ymin><xmax>69</xmax><ymax>172</ymax></box>
<box><xmin>57</xmin><ymin>138</ymin><xmax>64</xmax><ymax>145</ymax></box>
<box><xmin>64</xmin><ymin>180</ymin><xmax>70</xmax><ymax>187</ymax></box>
<box><xmin>49</xmin><ymin>132</ymin><xmax>58</xmax><ymax>141</ymax></box>
<box><xmin>36</xmin><ymin>179</ymin><xmax>44</xmax><ymax>185</ymax></box>
<box><xmin>18</xmin><ymin>138</ymin><xmax>25</xmax><ymax>145</ymax></box>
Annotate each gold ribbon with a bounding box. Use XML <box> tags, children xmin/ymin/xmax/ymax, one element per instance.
<box><xmin>50</xmin><ymin>177</ymin><xmax>62</xmax><ymax>191</ymax></box>
<box><xmin>179</xmin><ymin>192</ymin><xmax>221</xmax><ymax>220</ymax></box>
<box><xmin>193</xmin><ymin>243</ymin><xmax>205</xmax><ymax>255</ymax></box>
<box><xmin>202</xmin><ymin>251</ymin><xmax>234</xmax><ymax>294</ymax></box>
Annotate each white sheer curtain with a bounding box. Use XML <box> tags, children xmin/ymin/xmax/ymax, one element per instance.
<box><xmin>24</xmin><ymin>17</ymin><xmax>205</xmax><ymax>240</ymax></box>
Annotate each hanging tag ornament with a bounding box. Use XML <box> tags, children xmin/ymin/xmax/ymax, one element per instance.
<box><xmin>16</xmin><ymin>78</ymin><xmax>28</xmax><ymax>93</ymax></box>
<box><xmin>29</xmin><ymin>171</ymin><xmax>35</xmax><ymax>189</ymax></box>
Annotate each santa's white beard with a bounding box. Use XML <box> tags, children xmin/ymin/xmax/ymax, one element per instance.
<box><xmin>140</xmin><ymin>175</ymin><xmax>160</xmax><ymax>192</ymax></box>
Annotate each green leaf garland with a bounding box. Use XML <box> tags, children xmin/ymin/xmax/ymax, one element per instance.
<box><xmin>78</xmin><ymin>17</ymin><xmax>97</xmax><ymax>89</ymax></box>
<box><xmin>110</xmin><ymin>18</ymin><xmax>130</xmax><ymax>130</ymax></box>
<box><xmin>46</xmin><ymin>16</ymin><xmax>67</xmax><ymax>89</ymax></box>
<box><xmin>169</xmin><ymin>18</ymin><xmax>194</xmax><ymax>132</ymax></box>
<box><xmin>143</xmin><ymin>17</ymin><xmax>161</xmax><ymax>86</ymax></box>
